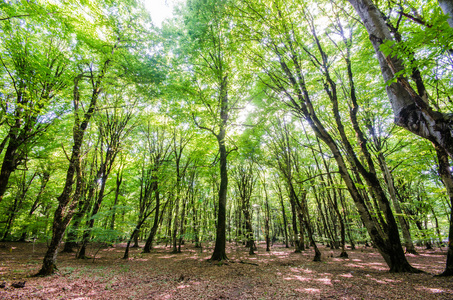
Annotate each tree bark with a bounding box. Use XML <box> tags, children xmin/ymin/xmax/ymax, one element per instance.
<box><xmin>278</xmin><ymin>189</ymin><xmax>290</xmax><ymax>248</ymax></box>
<box><xmin>211</xmin><ymin>130</ymin><xmax>228</xmax><ymax>261</ymax></box>
<box><xmin>435</xmin><ymin>146</ymin><xmax>453</xmax><ymax>276</ymax></box>
<box><xmin>143</xmin><ymin>180</ymin><xmax>160</xmax><ymax>253</ymax></box>
<box><xmin>210</xmin><ymin>75</ymin><xmax>230</xmax><ymax>262</ymax></box>
<box><xmin>263</xmin><ymin>182</ymin><xmax>271</xmax><ymax>252</ymax></box>
<box><xmin>439</xmin><ymin>0</ymin><xmax>453</xmax><ymax>28</ymax></box>
<box><xmin>347</xmin><ymin>0</ymin><xmax>453</xmax><ymax>160</ymax></box>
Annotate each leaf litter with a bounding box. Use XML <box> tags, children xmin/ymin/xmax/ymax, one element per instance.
<box><xmin>0</xmin><ymin>242</ymin><xmax>452</xmax><ymax>299</ymax></box>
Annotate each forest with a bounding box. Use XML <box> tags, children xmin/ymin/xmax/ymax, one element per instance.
<box><xmin>1</xmin><ymin>0</ymin><xmax>453</xmax><ymax>298</ymax></box>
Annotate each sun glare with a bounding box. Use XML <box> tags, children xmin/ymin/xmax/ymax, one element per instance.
<box><xmin>142</xmin><ymin>0</ymin><xmax>175</xmax><ymax>27</ymax></box>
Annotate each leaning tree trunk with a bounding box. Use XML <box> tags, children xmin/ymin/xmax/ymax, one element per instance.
<box><xmin>143</xmin><ymin>180</ymin><xmax>160</xmax><ymax>253</ymax></box>
<box><xmin>123</xmin><ymin>206</ymin><xmax>157</xmax><ymax>259</ymax></box>
<box><xmin>20</xmin><ymin>171</ymin><xmax>49</xmax><ymax>242</ymax></box>
<box><xmin>439</xmin><ymin>0</ymin><xmax>453</xmax><ymax>28</ymax></box>
<box><xmin>347</xmin><ymin>0</ymin><xmax>453</xmax><ymax>159</ymax></box>
<box><xmin>36</xmin><ymin>52</ymin><xmax>113</xmax><ymax>276</ymax></box>
<box><xmin>347</xmin><ymin>0</ymin><xmax>452</xmax><ymax>274</ymax></box>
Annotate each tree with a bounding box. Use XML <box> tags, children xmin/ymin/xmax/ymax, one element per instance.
<box><xmin>347</xmin><ymin>0</ymin><xmax>453</xmax><ymax>276</ymax></box>
<box><xmin>179</xmin><ymin>0</ymin><xmax>239</xmax><ymax>261</ymax></box>
<box><xmin>36</xmin><ymin>0</ymin><xmax>160</xmax><ymax>275</ymax></box>
<box><xmin>237</xmin><ymin>0</ymin><xmax>416</xmax><ymax>272</ymax></box>
<box><xmin>77</xmin><ymin>99</ymin><xmax>135</xmax><ymax>259</ymax></box>
<box><xmin>0</xmin><ymin>4</ymin><xmax>69</xmax><ymax>203</ymax></box>
<box><xmin>232</xmin><ymin>161</ymin><xmax>257</xmax><ymax>255</ymax></box>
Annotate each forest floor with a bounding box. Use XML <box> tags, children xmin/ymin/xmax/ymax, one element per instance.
<box><xmin>0</xmin><ymin>241</ymin><xmax>452</xmax><ymax>299</ymax></box>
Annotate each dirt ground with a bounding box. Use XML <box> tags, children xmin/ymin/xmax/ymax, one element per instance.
<box><xmin>0</xmin><ymin>241</ymin><xmax>452</xmax><ymax>299</ymax></box>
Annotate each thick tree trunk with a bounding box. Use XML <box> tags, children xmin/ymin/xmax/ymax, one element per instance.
<box><xmin>36</xmin><ymin>134</ymin><xmax>84</xmax><ymax>275</ymax></box>
<box><xmin>435</xmin><ymin>146</ymin><xmax>453</xmax><ymax>276</ymax></box>
<box><xmin>210</xmin><ymin>75</ymin><xmax>229</xmax><ymax>262</ymax></box>
<box><xmin>211</xmin><ymin>133</ymin><xmax>228</xmax><ymax>261</ymax></box>
<box><xmin>243</xmin><ymin>209</ymin><xmax>255</xmax><ymax>255</ymax></box>
<box><xmin>322</xmin><ymin>132</ymin><xmax>416</xmax><ymax>272</ymax></box>
<box><xmin>439</xmin><ymin>0</ymin><xmax>453</xmax><ymax>28</ymax></box>
<box><xmin>0</xmin><ymin>133</ymin><xmax>21</xmax><ymax>203</ymax></box>
<box><xmin>347</xmin><ymin>0</ymin><xmax>453</xmax><ymax>160</ymax></box>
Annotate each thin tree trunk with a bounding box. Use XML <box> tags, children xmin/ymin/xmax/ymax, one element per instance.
<box><xmin>177</xmin><ymin>196</ymin><xmax>187</xmax><ymax>253</ymax></box>
<box><xmin>19</xmin><ymin>171</ymin><xmax>50</xmax><ymax>242</ymax></box>
<box><xmin>110</xmin><ymin>170</ymin><xmax>123</xmax><ymax>232</ymax></box>
<box><xmin>143</xmin><ymin>181</ymin><xmax>160</xmax><ymax>253</ymax></box>
<box><xmin>2</xmin><ymin>171</ymin><xmax>36</xmax><ymax>241</ymax></box>
<box><xmin>123</xmin><ymin>206</ymin><xmax>158</xmax><ymax>259</ymax></box>
<box><xmin>263</xmin><ymin>184</ymin><xmax>271</xmax><ymax>252</ymax></box>
<box><xmin>277</xmin><ymin>184</ymin><xmax>289</xmax><ymax>248</ymax></box>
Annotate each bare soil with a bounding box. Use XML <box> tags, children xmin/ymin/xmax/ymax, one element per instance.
<box><xmin>0</xmin><ymin>241</ymin><xmax>452</xmax><ymax>299</ymax></box>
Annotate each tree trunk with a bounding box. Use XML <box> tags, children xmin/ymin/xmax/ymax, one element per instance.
<box><xmin>289</xmin><ymin>196</ymin><xmax>302</xmax><ymax>253</ymax></box>
<box><xmin>347</xmin><ymin>0</ymin><xmax>453</xmax><ymax>159</ymax></box>
<box><xmin>263</xmin><ymin>184</ymin><xmax>271</xmax><ymax>252</ymax></box>
<box><xmin>376</xmin><ymin>150</ymin><xmax>417</xmax><ymax>254</ymax></box>
<box><xmin>123</xmin><ymin>205</ymin><xmax>158</xmax><ymax>259</ymax></box>
<box><xmin>143</xmin><ymin>181</ymin><xmax>160</xmax><ymax>253</ymax></box>
<box><xmin>171</xmin><ymin>195</ymin><xmax>180</xmax><ymax>253</ymax></box>
<box><xmin>296</xmin><ymin>191</ymin><xmax>321</xmax><ymax>261</ymax></box>
<box><xmin>110</xmin><ymin>171</ymin><xmax>123</xmax><ymax>232</ymax></box>
<box><xmin>63</xmin><ymin>190</ymin><xmax>91</xmax><ymax>254</ymax></box>
<box><xmin>439</xmin><ymin>0</ymin><xmax>453</xmax><ymax>28</ymax></box>
<box><xmin>277</xmin><ymin>186</ymin><xmax>289</xmax><ymax>248</ymax></box>
<box><xmin>211</xmin><ymin>131</ymin><xmax>228</xmax><ymax>261</ymax></box>
<box><xmin>435</xmin><ymin>146</ymin><xmax>453</xmax><ymax>276</ymax></box>
<box><xmin>2</xmin><ymin>171</ymin><xmax>35</xmax><ymax>241</ymax></box>
<box><xmin>20</xmin><ymin>171</ymin><xmax>50</xmax><ymax>242</ymax></box>
<box><xmin>0</xmin><ymin>125</ymin><xmax>24</xmax><ymax>203</ymax></box>
<box><xmin>177</xmin><ymin>196</ymin><xmax>187</xmax><ymax>253</ymax></box>
<box><xmin>210</xmin><ymin>74</ymin><xmax>229</xmax><ymax>262</ymax></box>
<box><xmin>36</xmin><ymin>124</ymin><xmax>84</xmax><ymax>275</ymax></box>
<box><xmin>36</xmin><ymin>63</ymin><xmax>110</xmax><ymax>276</ymax></box>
